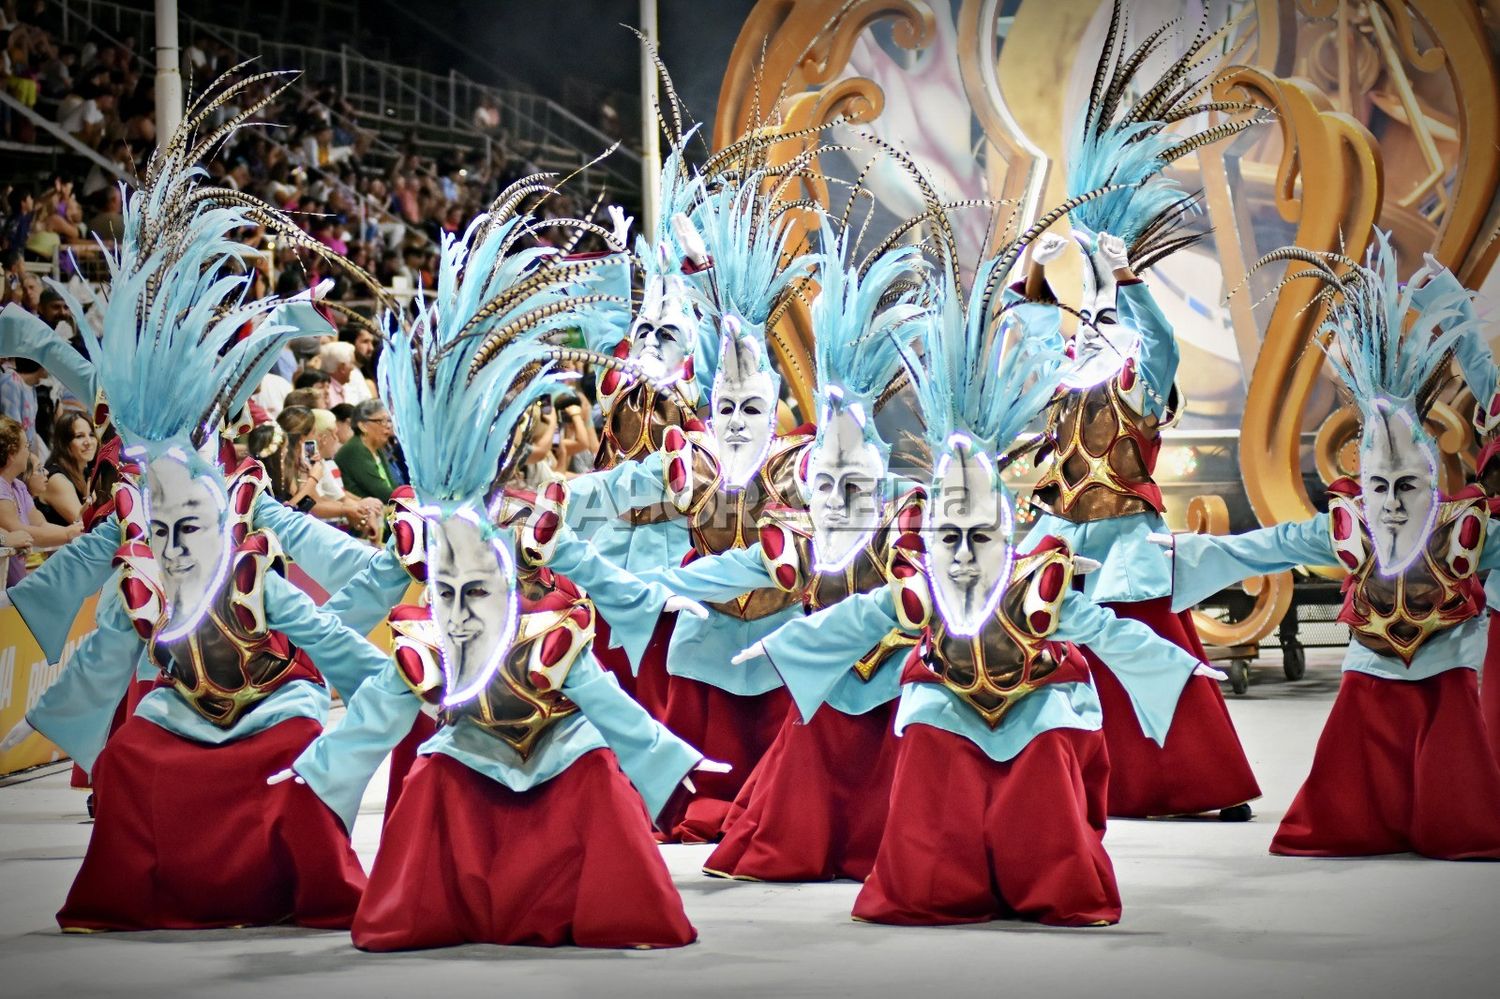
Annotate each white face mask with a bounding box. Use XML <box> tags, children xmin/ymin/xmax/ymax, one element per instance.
<box><xmin>1064</xmin><ymin>231</ymin><xmax>1133</xmax><ymax>388</ymax></box>
<box><xmin>430</xmin><ymin>515</ymin><xmax>519</xmax><ymax>706</ymax></box>
<box><xmin>145</xmin><ymin>455</ymin><xmax>229</xmax><ymax>637</ymax></box>
<box><xmin>630</xmin><ymin>256</ymin><xmax>698</xmax><ymax>383</ymax></box>
<box><xmin>712</xmin><ymin>326</ymin><xmax>779</xmax><ymax>490</ymax></box>
<box><xmin>803</xmin><ymin>405</ymin><xmax>884</xmax><ymax>573</ymax></box>
<box><xmin>924</xmin><ymin>446</ymin><xmax>1014</xmax><ymax>637</ymax></box>
<box><xmin>628</xmin><ymin>314</ymin><xmax>688</xmax><ymax>383</ymax></box>
<box><xmin>1359</xmin><ymin>408</ymin><xmax>1438</xmax><ymax>576</ymax></box>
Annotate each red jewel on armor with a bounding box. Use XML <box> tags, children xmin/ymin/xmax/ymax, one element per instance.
<box><xmin>116</xmin><ymin>490</ymin><xmax>134</xmax><ymax>518</ymax></box>
<box><xmin>1489</xmin><ymin>393</ymin><xmax>1500</xmax><ymax>417</ymax></box>
<box><xmin>1455</xmin><ymin>556</ymin><xmax>1472</xmax><ymax>575</ymax></box>
<box><xmin>600</xmin><ymin>369</ymin><xmax>621</xmax><ymax>396</ymax></box>
<box><xmin>896</xmin><ymin>504</ymin><xmax>921</xmax><ymax>534</ymax></box>
<box><xmin>528</xmin><ymin>670</ymin><xmax>549</xmax><ymax>689</ymax></box>
<box><xmin>683</xmin><ymin>357</ymin><xmax>694</xmax><ymax>380</ymax></box>
<box><xmin>234</xmin><ymin>558</ymin><xmax>257</xmax><ymax>594</ymax></box>
<box><xmin>774</xmin><ymin>564</ymin><xmax>798</xmax><ymax>590</ymax></box>
<box><xmin>544</xmin><ymin>482</ymin><xmax>567</xmax><ymax>505</ymax></box>
<box><xmin>890</xmin><ymin>560</ymin><xmax>916</xmax><ymax>579</ymax></box>
<box><xmin>1337</xmin><ymin>549</ymin><xmax>1359</xmax><ymax>570</ymax></box>
<box><xmin>538</xmin><ymin>628</ymin><xmax>572</xmax><ymax>668</ymax></box>
<box><xmin>1459</xmin><ymin>514</ymin><xmax>1480</xmax><ymax>549</ymax></box>
<box><xmin>394</xmin><ymin>520</ymin><xmax>415</xmax><ymax>556</ymax></box>
<box><xmin>231</xmin><ymin>603</ymin><xmax>256</xmax><ymax>631</ymax></box>
<box><xmin>760</xmin><ymin>525</ymin><xmax>785</xmax><ymax>559</ymax></box>
<box><xmin>1029</xmin><ymin>610</ymin><xmax>1052</xmax><ymax>632</ymax></box>
<box><xmin>668</xmin><ymin>457</ymin><xmax>688</xmax><ymax>493</ymax></box>
<box><xmin>568</xmin><ymin>605</ymin><xmax>592</xmax><ymax>628</ymax></box>
<box><xmin>1120</xmin><ymin>358</ymin><xmax>1137</xmax><ymax>390</ymax></box>
<box><xmin>133</xmin><ymin>619</ymin><xmax>152</xmax><ymax>640</ymax></box>
<box><xmin>233</xmin><ymin>487</ymin><xmax>254</xmax><ymax>516</ymax></box>
<box><xmin>122</xmin><ymin>577</ymin><xmax>154</xmax><ymax>611</ymax></box>
<box><xmin>533</xmin><ymin>511</ymin><xmax>560</xmax><ymax>545</ymax></box>
<box><xmin>1037</xmin><ymin>562</ymin><xmax>1065</xmax><ymax>602</ymax></box>
<box><xmin>394</xmin><ymin>646</ymin><xmax>424</xmax><ymax>684</ymax></box>
<box><xmin>612</xmin><ymin>339</ymin><xmax>631</xmax><ymax>359</ymax></box>
<box><xmin>899</xmin><ymin>588</ymin><xmax>925</xmax><ymax>623</ymax></box>
<box><xmin>1331</xmin><ymin>505</ymin><xmax>1352</xmax><ymax>541</ymax></box>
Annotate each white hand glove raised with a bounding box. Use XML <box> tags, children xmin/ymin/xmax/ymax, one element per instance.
<box><xmin>731</xmin><ymin>641</ymin><xmax>766</xmax><ymax>666</ymax></box>
<box><xmin>1096</xmin><ymin>232</ymin><xmax>1130</xmax><ymax>271</ymax></box>
<box><xmin>607</xmin><ymin>205</ymin><xmax>634</xmax><ymax>248</ymax></box>
<box><xmin>1194</xmin><ymin>663</ymin><xmax>1229</xmax><ymax>681</ymax></box>
<box><xmin>670</xmin><ymin>212</ymin><xmax>709</xmax><ymax>267</ymax></box>
<box><xmin>1147</xmin><ymin>532</ymin><xmax>1175</xmax><ymax>553</ymax></box>
<box><xmin>1032</xmin><ymin>232</ymin><xmax>1070</xmax><ymax>265</ymax></box>
<box><xmin>664</xmin><ymin>596</ymin><xmax>709</xmax><ymax>620</ymax></box>
<box><xmin>266</xmin><ymin>768</ymin><xmax>306</xmax><ymax>786</ymax></box>
<box><xmin>1</xmin><ymin>719</ymin><xmax>35</xmax><ymax>752</ymax></box>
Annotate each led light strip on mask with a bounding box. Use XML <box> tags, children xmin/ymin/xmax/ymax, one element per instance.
<box><xmin>926</xmin><ymin>439</ymin><xmax>1017</xmax><ymax>639</ymax></box>
<box><xmin>421</xmin><ymin>503</ymin><xmax>522</xmax><ymax>708</ymax></box>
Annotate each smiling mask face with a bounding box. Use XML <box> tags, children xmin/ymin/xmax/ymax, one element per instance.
<box><xmin>923</xmin><ymin>444</ymin><xmax>1015</xmax><ymax>637</ymax></box>
<box><xmin>712</xmin><ymin>325</ymin><xmax>779</xmax><ymax>490</ymax></box>
<box><xmin>630</xmin><ymin>262</ymin><xmax>698</xmax><ymax>382</ymax></box>
<box><xmin>430</xmin><ymin>514</ymin><xmax>519</xmax><ymax>706</ymax></box>
<box><xmin>1359</xmin><ymin>405</ymin><xmax>1438</xmax><ymax>576</ymax></box>
<box><xmin>145</xmin><ymin>455</ymin><xmax>228</xmax><ymax>634</ymax></box>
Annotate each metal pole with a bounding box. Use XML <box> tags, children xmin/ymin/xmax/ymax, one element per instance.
<box><xmin>154</xmin><ymin>0</ymin><xmax>183</xmax><ymax>146</ymax></box>
<box><xmin>639</xmin><ymin>0</ymin><xmax>661</xmax><ymax>232</ymax></box>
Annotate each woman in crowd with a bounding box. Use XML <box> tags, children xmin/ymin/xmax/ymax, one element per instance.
<box><xmin>35</xmin><ymin>410</ymin><xmax>94</xmax><ymax>526</ymax></box>
<box><xmin>246</xmin><ymin>406</ymin><xmax>382</xmax><ymax>537</ymax></box>
<box><xmin>334</xmin><ymin>399</ymin><xmax>398</xmax><ymax>504</ymax></box>
<box><xmin>0</xmin><ymin>415</ymin><xmax>80</xmax><ymax>585</ymax></box>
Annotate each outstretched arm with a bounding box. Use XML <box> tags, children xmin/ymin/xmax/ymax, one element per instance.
<box><xmin>252</xmin><ymin>492</ymin><xmax>380</xmax><ymax>597</ymax></box>
<box><xmin>638</xmin><ymin>544</ymin><xmax>773</xmax><ymax>604</ymax></box>
<box><xmin>1155</xmin><ymin>514</ymin><xmax>1333</xmax><ymax>613</ymax></box>
<box><xmin>264</xmin><ymin>571</ymin><xmax>393</xmax><ymax>706</ymax></box>
<box><xmin>8</xmin><ymin>516</ymin><xmax>119</xmax><ymax>663</ymax></box>
<box><xmin>563</xmin><ymin>451</ymin><xmax>672</xmax><ymax>540</ymax></box>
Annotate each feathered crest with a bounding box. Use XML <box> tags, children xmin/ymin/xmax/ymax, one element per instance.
<box><xmin>1248</xmin><ymin>231</ymin><xmax>1479</xmax><ymax>427</ymax></box>
<box><xmin>1067</xmin><ymin>2</ymin><xmax>1269</xmax><ymax>265</ymax></box>
<box><xmin>894</xmin><ymin>247</ymin><xmax>1068</xmax><ymax>459</ymax></box>
<box><xmin>809</xmin><ymin>217</ymin><xmax>929</xmax><ymax>432</ymax></box>
<box><xmin>378</xmin><ymin>213</ymin><xmax>592</xmax><ymax>506</ymax></box>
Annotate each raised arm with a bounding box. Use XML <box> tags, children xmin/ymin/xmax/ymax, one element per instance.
<box><xmin>318</xmin><ymin>544</ymin><xmax>415</xmax><ymax>641</ymax></box>
<box><xmin>1056</xmin><ymin>590</ymin><xmax>1201</xmax><ymax>746</ymax></box>
<box><xmin>253</xmin><ymin>492</ymin><xmax>380</xmax><ymax>596</ymax></box>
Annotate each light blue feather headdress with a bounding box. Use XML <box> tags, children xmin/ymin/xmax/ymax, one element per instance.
<box><xmin>1067</xmin><ymin>2</ymin><xmax>1269</xmax><ymax>267</ymax></box>
<box><xmin>379</xmin><ymin>211</ymin><xmax>627</xmax><ymax>513</ymax></box>
<box><xmin>808</xmin><ymin>217</ymin><xmax>929</xmax><ymax>457</ymax></box>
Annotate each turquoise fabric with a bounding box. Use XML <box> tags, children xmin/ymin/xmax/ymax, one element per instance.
<box><xmin>1170</xmin><ymin>514</ymin><xmax>1500</xmax><ymax>681</ymax></box>
<box><xmin>759</xmin><ymin>586</ymin><xmax>903</xmax><ymax>718</ymax></box>
<box><xmin>1023</xmin><ymin>513</ymin><xmax>1173</xmax><ymax>602</ymax></box>
<box><xmin>294</xmin><ymin>652</ymin><xmax>701</xmax><ymax>832</ymax></box>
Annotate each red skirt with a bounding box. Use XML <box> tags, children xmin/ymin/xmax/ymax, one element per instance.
<box><xmin>1483</xmin><ymin>611</ymin><xmax>1500</xmax><ymax>771</ymax></box>
<box><xmin>58</xmin><ymin>715</ymin><xmax>366</xmax><ymax>931</ymax></box>
<box><xmin>352</xmin><ymin>750</ymin><xmax>696</xmax><ymax>950</ymax></box>
<box><xmin>1271</xmin><ymin>668</ymin><xmax>1500</xmax><ymax>859</ymax></box>
<box><xmin>382</xmin><ymin>710</ymin><xmax>437</xmax><ymax>827</ymax></box>
<box><xmin>1088</xmin><ymin>597</ymin><xmax>1261</xmax><ymax>817</ymax></box>
<box><xmin>592</xmin><ymin>612</ymin><xmax>676</xmax><ymax>720</ymax></box>
<box><xmin>854</xmin><ymin>723</ymin><xmax>1120</xmax><ymax>927</ymax></box>
<box><xmin>705</xmin><ymin>700</ymin><xmax>900</xmax><ymax>882</ymax></box>
<box><xmin>658</xmin><ymin>675</ymin><xmax>792</xmax><ymax>842</ymax></box>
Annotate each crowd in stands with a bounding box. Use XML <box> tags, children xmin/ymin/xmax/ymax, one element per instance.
<box><xmin>0</xmin><ymin>4</ymin><xmax>625</xmax><ymax>585</ymax></box>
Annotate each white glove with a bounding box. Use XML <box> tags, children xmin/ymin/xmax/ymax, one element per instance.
<box><xmin>664</xmin><ymin>596</ymin><xmax>709</xmax><ymax>620</ymax></box>
<box><xmin>607</xmin><ymin>205</ymin><xmax>634</xmax><ymax>248</ymax></box>
<box><xmin>1032</xmin><ymin>232</ymin><xmax>1070</xmax><ymax>265</ymax></box>
<box><xmin>1072</xmin><ymin>555</ymin><xmax>1102</xmax><ymax>575</ymax></box>
<box><xmin>670</xmin><ymin>212</ymin><xmax>709</xmax><ymax>267</ymax></box>
<box><xmin>1147</xmin><ymin>532</ymin><xmax>1175</xmax><ymax>552</ymax></box>
<box><xmin>682</xmin><ymin>757</ymin><xmax>733</xmax><ymax>794</ymax></box>
<box><xmin>1096</xmin><ymin>232</ymin><xmax>1130</xmax><ymax>272</ymax></box>
<box><xmin>1</xmin><ymin>719</ymin><xmax>35</xmax><ymax>752</ymax></box>
<box><xmin>1194</xmin><ymin>663</ymin><xmax>1229</xmax><ymax>681</ymax></box>
<box><xmin>731</xmin><ymin>641</ymin><xmax>767</xmax><ymax>666</ymax></box>
<box><xmin>266</xmin><ymin>768</ymin><xmax>306</xmax><ymax>786</ymax></box>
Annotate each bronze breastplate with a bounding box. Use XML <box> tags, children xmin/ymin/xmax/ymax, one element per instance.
<box><xmin>597</xmin><ymin>382</ymin><xmax>694</xmax><ymax>470</ymax></box>
<box><xmin>1035</xmin><ymin>379</ymin><xmax>1161</xmax><ymax>522</ymax></box>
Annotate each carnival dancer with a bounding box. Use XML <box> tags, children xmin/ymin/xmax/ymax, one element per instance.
<box><xmin>276</xmin><ymin>259</ymin><xmax>724</xmax><ymax>951</ymax></box>
<box><xmin>642</xmin><ymin>219</ymin><xmax>928</xmax><ymax>880</ymax></box>
<box><xmin>0</xmin><ymin>78</ymin><xmax>397</xmax><ymax>930</ymax></box>
<box><xmin>1019</xmin><ymin>3</ymin><xmax>1268</xmax><ymax>820</ymax></box>
<box><xmin>734</xmin><ymin>228</ymin><xmax>1217</xmax><ymax>926</ymax></box>
<box><xmin>1153</xmin><ymin>232</ymin><xmax>1500</xmax><ymax>859</ymax></box>
<box><xmin>304</xmin><ymin>200</ymin><xmax>715</xmax><ymax>820</ymax></box>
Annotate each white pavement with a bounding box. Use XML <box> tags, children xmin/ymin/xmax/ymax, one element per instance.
<box><xmin>1</xmin><ymin>653</ymin><xmax>1497</xmax><ymax>999</ymax></box>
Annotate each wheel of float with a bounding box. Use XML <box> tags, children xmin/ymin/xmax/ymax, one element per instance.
<box><xmin>1230</xmin><ymin>659</ymin><xmax>1250</xmax><ymax>695</ymax></box>
<box><xmin>1281</xmin><ymin>639</ymin><xmax>1306</xmax><ymax>681</ymax></box>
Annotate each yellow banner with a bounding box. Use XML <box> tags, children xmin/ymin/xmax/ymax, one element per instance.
<box><xmin>0</xmin><ymin>597</ymin><xmax>98</xmax><ymax>776</ymax></box>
